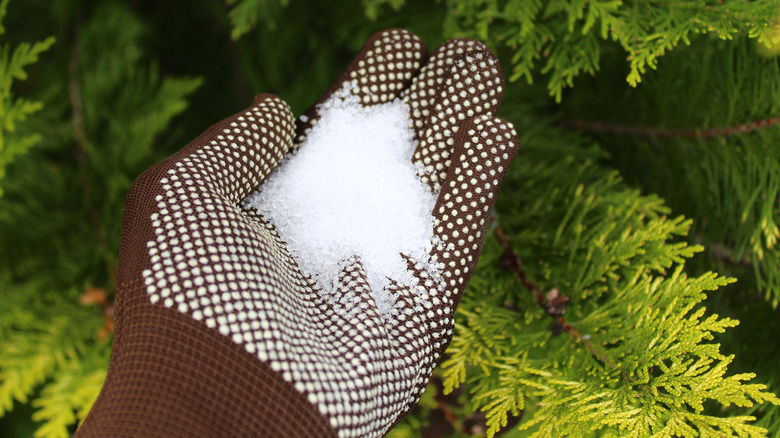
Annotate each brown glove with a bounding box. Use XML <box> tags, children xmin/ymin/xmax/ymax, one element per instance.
<box><xmin>77</xmin><ymin>28</ymin><xmax>518</xmax><ymax>437</ymax></box>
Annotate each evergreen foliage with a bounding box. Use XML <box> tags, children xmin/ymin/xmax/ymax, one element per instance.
<box><xmin>441</xmin><ymin>0</ymin><xmax>780</xmax><ymax>101</ymax></box>
<box><xmin>2</xmin><ymin>0</ymin><xmax>780</xmax><ymax>436</ymax></box>
<box><xmin>561</xmin><ymin>37</ymin><xmax>780</xmax><ymax>308</ymax></box>
<box><xmin>0</xmin><ymin>0</ymin><xmax>54</xmax><ymax>196</ymax></box>
<box><xmin>438</xmin><ymin>120</ymin><xmax>779</xmax><ymax>436</ymax></box>
<box><xmin>0</xmin><ymin>1</ymin><xmax>199</xmax><ymax>436</ymax></box>
<box><xmin>227</xmin><ymin>0</ymin><xmax>289</xmax><ymax>39</ymax></box>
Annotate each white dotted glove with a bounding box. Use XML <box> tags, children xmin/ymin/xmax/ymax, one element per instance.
<box><xmin>77</xmin><ymin>29</ymin><xmax>518</xmax><ymax>438</ymax></box>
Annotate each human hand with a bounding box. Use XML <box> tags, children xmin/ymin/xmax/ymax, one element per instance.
<box><xmin>77</xmin><ymin>29</ymin><xmax>518</xmax><ymax>438</ymax></box>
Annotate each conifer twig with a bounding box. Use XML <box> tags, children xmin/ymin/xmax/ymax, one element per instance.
<box><xmin>563</xmin><ymin>116</ymin><xmax>780</xmax><ymax>139</ymax></box>
<box><xmin>426</xmin><ymin>375</ymin><xmax>519</xmax><ymax>436</ymax></box>
<box><xmin>494</xmin><ymin>224</ymin><xmax>570</xmax><ymax>319</ymax></box>
<box><xmin>68</xmin><ymin>32</ymin><xmax>118</xmax><ymax>290</ymax></box>
<box><xmin>494</xmin><ymin>223</ymin><xmax>624</xmax><ymax>373</ymax></box>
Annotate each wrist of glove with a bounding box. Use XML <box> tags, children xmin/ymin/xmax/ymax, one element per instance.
<box><xmin>77</xmin><ymin>28</ymin><xmax>518</xmax><ymax>438</ymax></box>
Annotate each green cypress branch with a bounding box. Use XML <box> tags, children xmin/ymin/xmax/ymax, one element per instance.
<box><xmin>562</xmin><ymin>37</ymin><xmax>780</xmax><ymax>307</ymax></box>
<box><xmin>30</xmin><ymin>343</ymin><xmax>108</xmax><ymax>438</ymax></box>
<box><xmin>227</xmin><ymin>0</ymin><xmax>290</xmax><ymax>40</ymax></box>
<box><xmin>0</xmin><ymin>303</ymin><xmax>102</xmax><ymax>418</ymax></box>
<box><xmin>0</xmin><ymin>2</ymin><xmax>201</xmax><ymax>434</ymax></box>
<box><xmin>442</xmin><ymin>0</ymin><xmax>780</xmax><ymax>101</ymax></box>
<box><xmin>0</xmin><ymin>0</ymin><xmax>54</xmax><ymax>196</ymax></box>
<box><xmin>362</xmin><ymin>0</ymin><xmax>407</xmax><ymax>21</ymax></box>
<box><xmin>440</xmin><ymin>116</ymin><xmax>780</xmax><ymax>436</ymax></box>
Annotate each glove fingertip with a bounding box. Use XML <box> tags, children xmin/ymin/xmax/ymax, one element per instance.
<box><xmin>296</xmin><ymin>29</ymin><xmax>428</xmax><ymax>145</ymax></box>
<box><xmin>406</xmin><ymin>38</ymin><xmax>499</xmax><ymax>133</ymax></box>
<box><xmin>412</xmin><ymin>49</ymin><xmax>506</xmax><ymax>191</ymax></box>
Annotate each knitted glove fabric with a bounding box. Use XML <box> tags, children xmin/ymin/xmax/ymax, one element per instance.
<box><xmin>77</xmin><ymin>29</ymin><xmax>518</xmax><ymax>438</ymax></box>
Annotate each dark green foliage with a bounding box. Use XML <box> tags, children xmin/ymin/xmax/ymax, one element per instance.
<box><xmin>0</xmin><ymin>0</ymin><xmax>54</xmax><ymax>197</ymax></box>
<box><xmin>1</xmin><ymin>1</ymin><xmax>199</xmax><ymax>436</ymax></box>
<box><xmin>440</xmin><ymin>118</ymin><xmax>778</xmax><ymax>435</ymax></box>
<box><xmin>561</xmin><ymin>37</ymin><xmax>780</xmax><ymax>308</ymax></box>
<box><xmin>2</xmin><ymin>0</ymin><xmax>780</xmax><ymax>436</ymax></box>
<box><xmin>442</xmin><ymin>0</ymin><xmax>779</xmax><ymax>101</ymax></box>
<box><xmin>227</xmin><ymin>0</ymin><xmax>289</xmax><ymax>39</ymax></box>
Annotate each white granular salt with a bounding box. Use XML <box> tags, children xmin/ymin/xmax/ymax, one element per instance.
<box><xmin>244</xmin><ymin>89</ymin><xmax>437</xmax><ymax>315</ymax></box>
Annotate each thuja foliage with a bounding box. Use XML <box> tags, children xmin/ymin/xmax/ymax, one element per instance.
<box><xmin>0</xmin><ymin>0</ymin><xmax>53</xmax><ymax>197</ymax></box>
<box><xmin>561</xmin><ymin>38</ymin><xmax>780</xmax><ymax>308</ymax></box>
<box><xmin>439</xmin><ymin>120</ymin><xmax>779</xmax><ymax>436</ymax></box>
<box><xmin>0</xmin><ymin>1</ymin><xmax>200</xmax><ymax>436</ymax></box>
<box><xmin>2</xmin><ymin>0</ymin><xmax>780</xmax><ymax>436</ymax></box>
<box><xmin>227</xmin><ymin>0</ymin><xmax>290</xmax><ymax>39</ymax></box>
<box><xmin>440</xmin><ymin>0</ymin><xmax>780</xmax><ymax>101</ymax></box>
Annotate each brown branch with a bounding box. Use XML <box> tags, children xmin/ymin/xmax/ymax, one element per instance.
<box><xmin>68</xmin><ymin>33</ymin><xmax>118</xmax><ymax>289</ymax></box>
<box><xmin>495</xmin><ymin>225</ymin><xmax>569</xmax><ymax>318</ymax></box>
<box><xmin>564</xmin><ymin>116</ymin><xmax>780</xmax><ymax>139</ymax></box>
<box><xmin>494</xmin><ymin>224</ymin><xmax>629</xmax><ymax>376</ymax></box>
<box><xmin>423</xmin><ymin>376</ymin><xmax>521</xmax><ymax>437</ymax></box>
<box><xmin>695</xmin><ymin>234</ymin><xmax>754</xmax><ymax>268</ymax></box>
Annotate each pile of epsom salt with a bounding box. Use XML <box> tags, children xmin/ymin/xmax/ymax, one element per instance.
<box><xmin>243</xmin><ymin>87</ymin><xmax>437</xmax><ymax>315</ymax></box>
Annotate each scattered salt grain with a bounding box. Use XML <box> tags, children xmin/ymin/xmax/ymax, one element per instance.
<box><xmin>244</xmin><ymin>87</ymin><xmax>437</xmax><ymax>315</ymax></box>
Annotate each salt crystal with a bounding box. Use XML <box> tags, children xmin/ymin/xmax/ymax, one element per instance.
<box><xmin>244</xmin><ymin>86</ymin><xmax>437</xmax><ymax>315</ymax></box>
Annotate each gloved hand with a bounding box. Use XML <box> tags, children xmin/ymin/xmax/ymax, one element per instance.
<box><xmin>77</xmin><ymin>29</ymin><xmax>518</xmax><ymax>437</ymax></box>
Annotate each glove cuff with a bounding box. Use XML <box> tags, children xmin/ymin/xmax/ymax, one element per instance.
<box><xmin>78</xmin><ymin>281</ymin><xmax>336</xmax><ymax>438</ymax></box>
